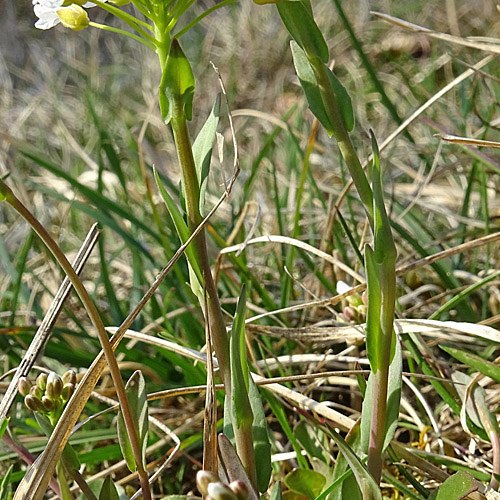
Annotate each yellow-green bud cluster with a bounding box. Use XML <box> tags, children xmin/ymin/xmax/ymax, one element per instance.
<box><xmin>18</xmin><ymin>370</ymin><xmax>76</xmax><ymax>417</ymax></box>
<box><xmin>196</xmin><ymin>471</ymin><xmax>249</xmax><ymax>500</ymax></box>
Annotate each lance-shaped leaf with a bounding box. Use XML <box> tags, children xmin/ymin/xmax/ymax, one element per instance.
<box><xmin>0</xmin><ymin>465</ymin><xmax>13</xmax><ymax>500</ymax></box>
<box><xmin>364</xmin><ymin>244</ymin><xmax>382</xmax><ymax>373</ymax></box>
<box><xmin>441</xmin><ymin>345</ymin><xmax>500</xmax><ymax>384</ymax></box>
<box><xmin>160</xmin><ymin>39</ymin><xmax>195</xmax><ymax>124</ymax></box>
<box><xmin>435</xmin><ymin>471</ymin><xmax>478</xmax><ymax>500</ymax></box>
<box><xmin>117</xmin><ymin>371</ymin><xmax>149</xmax><ymax>472</ymax></box>
<box><xmin>193</xmin><ymin>94</ymin><xmax>221</xmax><ymax>215</ymax></box>
<box><xmin>154</xmin><ymin>168</ymin><xmax>203</xmax><ymax>293</ymax></box>
<box><xmin>270</xmin><ymin>482</ymin><xmax>282</xmax><ymax>500</ymax></box>
<box><xmin>99</xmin><ymin>476</ymin><xmax>120</xmax><ymax>500</ymax></box>
<box><xmin>277</xmin><ymin>1</ymin><xmax>329</xmax><ymax>63</ymax></box>
<box><xmin>0</xmin><ymin>418</ymin><xmax>8</xmax><ymax>440</ymax></box>
<box><xmin>290</xmin><ymin>42</ymin><xmax>354</xmax><ymax>135</ymax></box>
<box><xmin>371</xmin><ymin>132</ymin><xmax>396</xmax><ymax>265</ymax></box>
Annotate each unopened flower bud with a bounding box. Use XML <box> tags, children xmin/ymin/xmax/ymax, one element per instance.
<box><xmin>62</xmin><ymin>370</ymin><xmax>76</xmax><ymax>386</ymax></box>
<box><xmin>46</xmin><ymin>372</ymin><xmax>63</xmax><ymax>400</ymax></box>
<box><xmin>56</xmin><ymin>5</ymin><xmax>89</xmax><ymax>31</ymax></box>
<box><xmin>229</xmin><ymin>481</ymin><xmax>248</xmax><ymax>500</ymax></box>
<box><xmin>207</xmin><ymin>483</ymin><xmax>238</xmax><ymax>500</ymax></box>
<box><xmin>18</xmin><ymin>377</ymin><xmax>31</xmax><ymax>397</ymax></box>
<box><xmin>61</xmin><ymin>383</ymin><xmax>75</xmax><ymax>402</ymax></box>
<box><xmin>25</xmin><ymin>394</ymin><xmax>44</xmax><ymax>412</ymax></box>
<box><xmin>29</xmin><ymin>385</ymin><xmax>43</xmax><ymax>400</ymax></box>
<box><xmin>342</xmin><ymin>306</ymin><xmax>357</xmax><ymax>322</ymax></box>
<box><xmin>42</xmin><ymin>396</ymin><xmax>56</xmax><ymax>412</ymax></box>
<box><xmin>196</xmin><ymin>471</ymin><xmax>221</xmax><ymax>497</ymax></box>
<box><xmin>347</xmin><ymin>294</ymin><xmax>363</xmax><ymax>307</ymax></box>
<box><xmin>109</xmin><ymin>0</ymin><xmax>131</xmax><ymax>5</ymax></box>
<box><xmin>361</xmin><ymin>291</ymin><xmax>367</xmax><ymax>305</ymax></box>
<box><xmin>36</xmin><ymin>373</ymin><xmax>48</xmax><ymax>391</ymax></box>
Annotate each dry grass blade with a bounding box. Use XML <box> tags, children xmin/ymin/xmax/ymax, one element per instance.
<box><xmin>372</xmin><ymin>11</ymin><xmax>500</xmax><ymax>54</ymax></box>
<box><xmin>0</xmin><ymin>223</ymin><xmax>100</xmax><ymax>422</ymax></box>
<box><xmin>436</xmin><ymin>134</ymin><xmax>500</xmax><ymax>149</ymax></box>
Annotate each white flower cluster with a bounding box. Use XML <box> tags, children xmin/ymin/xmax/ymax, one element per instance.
<box><xmin>32</xmin><ymin>0</ymin><xmax>103</xmax><ymax>30</ymax></box>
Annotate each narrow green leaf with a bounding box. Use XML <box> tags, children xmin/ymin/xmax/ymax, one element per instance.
<box><xmin>284</xmin><ymin>469</ymin><xmax>326</xmax><ymax>500</ymax></box>
<box><xmin>0</xmin><ymin>418</ymin><xmax>9</xmax><ymax>440</ymax></box>
<box><xmin>371</xmin><ymin>132</ymin><xmax>396</xmax><ymax>264</ymax></box>
<box><xmin>99</xmin><ymin>476</ymin><xmax>120</xmax><ymax>500</ymax></box>
<box><xmin>364</xmin><ymin>244</ymin><xmax>382</xmax><ymax>373</ymax></box>
<box><xmin>160</xmin><ymin>39</ymin><xmax>195</xmax><ymax>124</ymax></box>
<box><xmin>0</xmin><ymin>465</ymin><xmax>12</xmax><ymax>500</ymax></box>
<box><xmin>294</xmin><ymin>421</ymin><xmax>329</xmax><ymax>464</ymax></box>
<box><xmin>117</xmin><ymin>370</ymin><xmax>149</xmax><ymax>473</ymax></box>
<box><xmin>270</xmin><ymin>482</ymin><xmax>282</xmax><ymax>500</ymax></box>
<box><xmin>277</xmin><ymin>1</ymin><xmax>329</xmax><ymax>63</ymax></box>
<box><xmin>192</xmin><ymin>94</ymin><xmax>221</xmax><ymax>215</ymax></box>
<box><xmin>441</xmin><ymin>345</ymin><xmax>500</xmax><ymax>384</ymax></box>
<box><xmin>435</xmin><ymin>471</ymin><xmax>478</xmax><ymax>500</ymax></box>
<box><xmin>291</xmin><ymin>43</ymin><xmax>354</xmax><ymax>135</ymax></box>
<box><xmin>154</xmin><ymin>168</ymin><xmax>203</xmax><ymax>286</ymax></box>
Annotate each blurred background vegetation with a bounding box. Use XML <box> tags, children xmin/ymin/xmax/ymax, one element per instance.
<box><xmin>1</xmin><ymin>0</ymin><xmax>500</xmax><ymax>495</ymax></box>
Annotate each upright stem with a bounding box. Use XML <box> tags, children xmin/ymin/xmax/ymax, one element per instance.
<box><xmin>170</xmin><ymin>102</ymin><xmax>232</xmax><ymax>397</ymax></box>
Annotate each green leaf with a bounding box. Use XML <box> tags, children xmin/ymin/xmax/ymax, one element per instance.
<box><xmin>154</xmin><ymin>168</ymin><xmax>203</xmax><ymax>288</ymax></box>
<box><xmin>160</xmin><ymin>39</ymin><xmax>195</xmax><ymax>124</ymax></box>
<box><xmin>0</xmin><ymin>465</ymin><xmax>12</xmax><ymax>500</ymax></box>
<box><xmin>0</xmin><ymin>418</ymin><xmax>9</xmax><ymax>440</ymax></box>
<box><xmin>441</xmin><ymin>345</ymin><xmax>500</xmax><ymax>383</ymax></box>
<box><xmin>99</xmin><ymin>476</ymin><xmax>120</xmax><ymax>500</ymax></box>
<box><xmin>294</xmin><ymin>421</ymin><xmax>329</xmax><ymax>464</ymax></box>
<box><xmin>117</xmin><ymin>370</ymin><xmax>149</xmax><ymax>473</ymax></box>
<box><xmin>193</xmin><ymin>94</ymin><xmax>221</xmax><ymax>215</ymax></box>
<box><xmin>326</xmin><ymin>426</ymin><xmax>382</xmax><ymax>500</ymax></box>
<box><xmin>371</xmin><ymin>132</ymin><xmax>396</xmax><ymax>265</ymax></box>
<box><xmin>277</xmin><ymin>1</ymin><xmax>329</xmax><ymax>63</ymax></box>
<box><xmin>284</xmin><ymin>469</ymin><xmax>326</xmax><ymax>500</ymax></box>
<box><xmin>270</xmin><ymin>482</ymin><xmax>283</xmax><ymax>500</ymax></box>
<box><xmin>364</xmin><ymin>244</ymin><xmax>382</xmax><ymax>373</ymax></box>
<box><xmin>34</xmin><ymin>413</ymin><xmax>81</xmax><ymax>471</ymax></box>
<box><xmin>291</xmin><ymin>43</ymin><xmax>354</xmax><ymax>135</ymax></box>
<box><xmin>435</xmin><ymin>471</ymin><xmax>478</xmax><ymax>500</ymax></box>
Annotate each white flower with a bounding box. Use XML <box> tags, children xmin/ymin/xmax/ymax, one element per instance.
<box><xmin>32</xmin><ymin>0</ymin><xmax>103</xmax><ymax>30</ymax></box>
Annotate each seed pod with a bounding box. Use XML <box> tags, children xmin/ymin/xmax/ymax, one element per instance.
<box><xmin>25</xmin><ymin>395</ymin><xmax>44</xmax><ymax>412</ymax></box>
<box><xmin>46</xmin><ymin>372</ymin><xmax>63</xmax><ymax>401</ymax></box>
<box><xmin>36</xmin><ymin>373</ymin><xmax>48</xmax><ymax>391</ymax></box>
<box><xmin>61</xmin><ymin>383</ymin><xmax>75</xmax><ymax>402</ymax></box>
<box><xmin>18</xmin><ymin>377</ymin><xmax>31</xmax><ymax>397</ymax></box>
<box><xmin>207</xmin><ymin>483</ymin><xmax>238</xmax><ymax>500</ymax></box>
<box><xmin>62</xmin><ymin>369</ymin><xmax>76</xmax><ymax>386</ymax></box>
<box><xmin>196</xmin><ymin>471</ymin><xmax>221</xmax><ymax>497</ymax></box>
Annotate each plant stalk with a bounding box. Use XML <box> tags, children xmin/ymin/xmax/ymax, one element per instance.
<box><xmin>0</xmin><ymin>180</ymin><xmax>152</xmax><ymax>500</ymax></box>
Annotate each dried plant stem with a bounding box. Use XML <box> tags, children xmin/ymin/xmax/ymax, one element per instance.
<box><xmin>0</xmin><ymin>180</ymin><xmax>151</xmax><ymax>500</ymax></box>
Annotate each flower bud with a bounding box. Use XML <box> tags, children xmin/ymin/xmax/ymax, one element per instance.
<box><xmin>36</xmin><ymin>373</ymin><xmax>48</xmax><ymax>391</ymax></box>
<box><xmin>342</xmin><ymin>306</ymin><xmax>357</xmax><ymax>322</ymax></box>
<box><xmin>196</xmin><ymin>471</ymin><xmax>221</xmax><ymax>497</ymax></box>
<box><xmin>62</xmin><ymin>370</ymin><xmax>77</xmax><ymax>386</ymax></box>
<box><xmin>42</xmin><ymin>396</ymin><xmax>56</xmax><ymax>412</ymax></box>
<box><xmin>229</xmin><ymin>481</ymin><xmax>248</xmax><ymax>500</ymax></box>
<box><xmin>18</xmin><ymin>377</ymin><xmax>31</xmax><ymax>397</ymax></box>
<box><xmin>29</xmin><ymin>385</ymin><xmax>43</xmax><ymax>400</ymax></box>
<box><xmin>25</xmin><ymin>395</ymin><xmax>44</xmax><ymax>412</ymax></box>
<box><xmin>109</xmin><ymin>0</ymin><xmax>131</xmax><ymax>5</ymax></box>
<box><xmin>46</xmin><ymin>372</ymin><xmax>63</xmax><ymax>401</ymax></box>
<box><xmin>56</xmin><ymin>5</ymin><xmax>89</xmax><ymax>31</ymax></box>
<box><xmin>207</xmin><ymin>483</ymin><xmax>238</xmax><ymax>500</ymax></box>
<box><xmin>61</xmin><ymin>383</ymin><xmax>75</xmax><ymax>402</ymax></box>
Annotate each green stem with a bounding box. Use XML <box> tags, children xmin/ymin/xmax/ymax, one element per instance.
<box><xmin>0</xmin><ymin>180</ymin><xmax>152</xmax><ymax>500</ymax></box>
<box><xmin>309</xmin><ymin>58</ymin><xmax>374</xmax><ymax>227</ymax></box>
<box><xmin>169</xmin><ymin>103</ymin><xmax>231</xmax><ymax>396</ymax></box>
